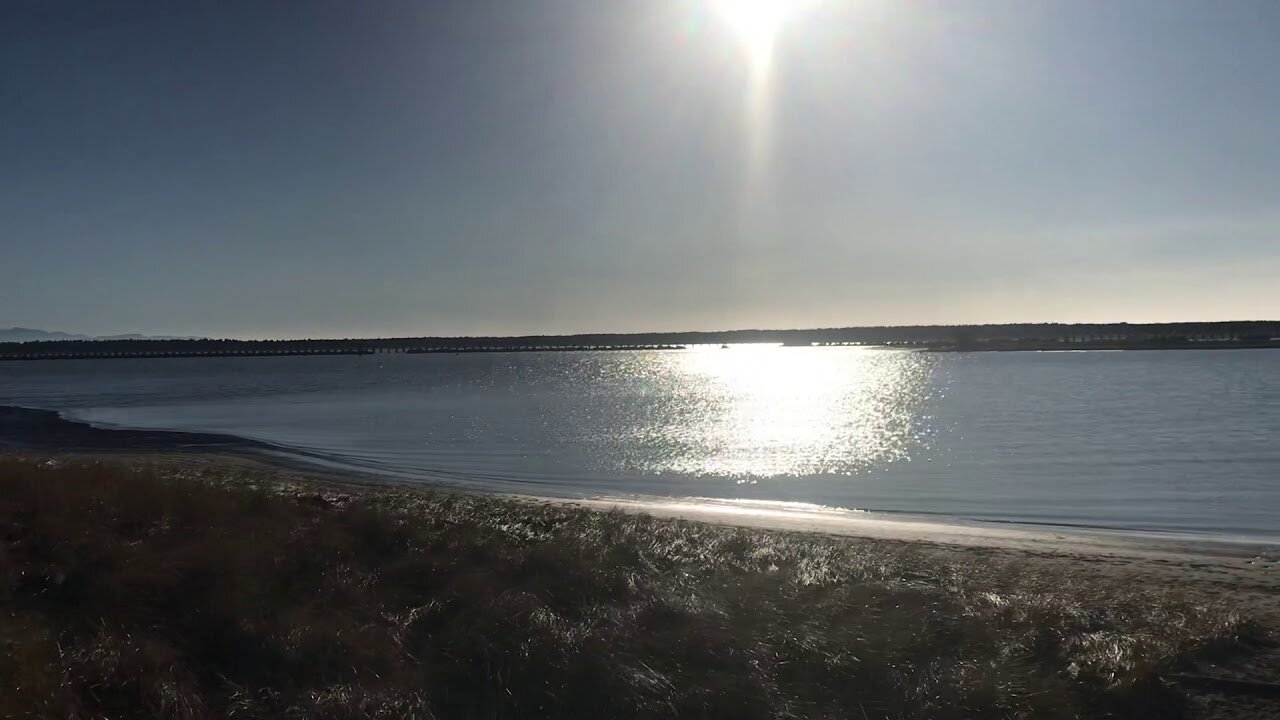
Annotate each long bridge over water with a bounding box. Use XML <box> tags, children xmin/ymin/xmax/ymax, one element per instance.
<box><xmin>0</xmin><ymin>343</ymin><xmax>689</xmax><ymax>361</ymax></box>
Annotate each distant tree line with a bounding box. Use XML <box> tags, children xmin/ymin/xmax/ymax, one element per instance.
<box><xmin>1</xmin><ymin>321</ymin><xmax>1278</xmax><ymax>358</ymax></box>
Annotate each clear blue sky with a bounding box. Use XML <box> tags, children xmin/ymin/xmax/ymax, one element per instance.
<box><xmin>3</xmin><ymin>0</ymin><xmax>1278</xmax><ymax>338</ymax></box>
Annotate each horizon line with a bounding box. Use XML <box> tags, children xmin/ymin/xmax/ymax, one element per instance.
<box><xmin>8</xmin><ymin>318</ymin><xmax>1279</xmax><ymax>344</ymax></box>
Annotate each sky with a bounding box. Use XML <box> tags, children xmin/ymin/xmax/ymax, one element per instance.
<box><xmin>2</xmin><ymin>0</ymin><xmax>1278</xmax><ymax>339</ymax></box>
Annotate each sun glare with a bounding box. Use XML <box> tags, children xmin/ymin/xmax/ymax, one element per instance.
<box><xmin>715</xmin><ymin>0</ymin><xmax>795</xmax><ymax>66</ymax></box>
<box><xmin>709</xmin><ymin>0</ymin><xmax>815</xmax><ymax>205</ymax></box>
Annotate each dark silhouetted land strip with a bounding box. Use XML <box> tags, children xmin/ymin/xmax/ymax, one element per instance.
<box><xmin>0</xmin><ymin>406</ymin><xmax>271</xmax><ymax>454</ymax></box>
<box><xmin>1</xmin><ymin>453</ymin><xmax>1278</xmax><ymax>719</ymax></box>
<box><xmin>1</xmin><ymin>321</ymin><xmax>1277</xmax><ymax>360</ymax></box>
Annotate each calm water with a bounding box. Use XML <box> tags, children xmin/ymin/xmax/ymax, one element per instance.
<box><xmin>2</xmin><ymin>347</ymin><xmax>1277</xmax><ymax>539</ymax></box>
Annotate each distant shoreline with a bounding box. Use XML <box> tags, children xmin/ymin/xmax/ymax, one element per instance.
<box><xmin>1</xmin><ymin>340</ymin><xmax>1277</xmax><ymax>361</ymax></box>
<box><xmin>2</xmin><ymin>320</ymin><xmax>1278</xmax><ymax>360</ymax></box>
<box><xmin>924</xmin><ymin>339</ymin><xmax>1280</xmax><ymax>353</ymax></box>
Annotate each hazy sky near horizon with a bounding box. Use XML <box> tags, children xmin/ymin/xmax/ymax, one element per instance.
<box><xmin>3</xmin><ymin>0</ymin><xmax>1278</xmax><ymax>339</ymax></box>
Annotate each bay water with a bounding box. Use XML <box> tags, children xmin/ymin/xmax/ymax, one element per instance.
<box><xmin>3</xmin><ymin>347</ymin><xmax>1276</xmax><ymax>539</ymax></box>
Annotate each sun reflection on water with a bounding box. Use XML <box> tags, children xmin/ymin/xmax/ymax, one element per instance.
<box><xmin>625</xmin><ymin>346</ymin><xmax>937</xmax><ymax>480</ymax></box>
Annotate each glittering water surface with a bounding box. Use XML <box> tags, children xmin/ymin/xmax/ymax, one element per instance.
<box><xmin>3</xmin><ymin>347</ymin><xmax>1278</xmax><ymax>538</ymax></box>
<box><xmin>605</xmin><ymin>346</ymin><xmax>936</xmax><ymax>479</ymax></box>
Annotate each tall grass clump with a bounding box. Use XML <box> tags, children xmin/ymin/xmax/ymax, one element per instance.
<box><xmin>0</xmin><ymin>456</ymin><xmax>1270</xmax><ymax>719</ymax></box>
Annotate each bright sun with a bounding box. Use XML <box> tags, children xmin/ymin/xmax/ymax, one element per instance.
<box><xmin>714</xmin><ymin>0</ymin><xmax>796</xmax><ymax>66</ymax></box>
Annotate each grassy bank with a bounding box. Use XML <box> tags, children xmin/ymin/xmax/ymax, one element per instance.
<box><xmin>0</xmin><ymin>457</ymin><xmax>1272</xmax><ymax>719</ymax></box>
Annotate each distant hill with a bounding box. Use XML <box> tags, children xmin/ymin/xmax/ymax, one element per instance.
<box><xmin>99</xmin><ymin>333</ymin><xmax>164</xmax><ymax>341</ymax></box>
<box><xmin>0</xmin><ymin>328</ymin><xmax>194</xmax><ymax>343</ymax></box>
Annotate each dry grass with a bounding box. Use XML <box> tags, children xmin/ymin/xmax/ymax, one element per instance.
<box><xmin>0</xmin><ymin>456</ymin><xmax>1270</xmax><ymax>719</ymax></box>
